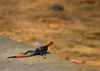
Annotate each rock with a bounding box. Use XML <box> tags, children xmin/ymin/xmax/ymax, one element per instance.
<box><xmin>0</xmin><ymin>35</ymin><xmax>97</xmax><ymax>71</ymax></box>
<box><xmin>46</xmin><ymin>4</ymin><xmax>64</xmax><ymax>11</ymax></box>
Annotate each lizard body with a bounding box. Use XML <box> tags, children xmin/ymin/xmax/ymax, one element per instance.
<box><xmin>7</xmin><ymin>41</ymin><xmax>53</xmax><ymax>58</ymax></box>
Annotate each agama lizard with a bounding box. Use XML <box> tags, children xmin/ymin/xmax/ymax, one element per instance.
<box><xmin>7</xmin><ymin>41</ymin><xmax>53</xmax><ymax>58</ymax></box>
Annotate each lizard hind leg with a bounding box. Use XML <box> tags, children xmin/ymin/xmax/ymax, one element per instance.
<box><xmin>20</xmin><ymin>50</ymin><xmax>34</xmax><ymax>54</ymax></box>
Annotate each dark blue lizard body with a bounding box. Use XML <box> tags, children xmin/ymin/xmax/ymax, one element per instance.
<box><xmin>23</xmin><ymin>46</ymin><xmax>48</xmax><ymax>55</ymax></box>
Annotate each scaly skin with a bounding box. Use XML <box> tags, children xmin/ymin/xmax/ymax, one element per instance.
<box><xmin>7</xmin><ymin>41</ymin><xmax>53</xmax><ymax>58</ymax></box>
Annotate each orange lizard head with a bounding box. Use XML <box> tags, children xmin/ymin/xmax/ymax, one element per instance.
<box><xmin>43</xmin><ymin>41</ymin><xmax>53</xmax><ymax>47</ymax></box>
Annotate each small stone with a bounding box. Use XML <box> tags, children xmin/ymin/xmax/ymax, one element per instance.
<box><xmin>7</xmin><ymin>61</ymin><xmax>10</xmax><ymax>62</ymax></box>
<box><xmin>44</xmin><ymin>57</ymin><xmax>46</xmax><ymax>59</ymax></box>
<box><xmin>2</xmin><ymin>68</ymin><xmax>4</xmax><ymax>69</ymax></box>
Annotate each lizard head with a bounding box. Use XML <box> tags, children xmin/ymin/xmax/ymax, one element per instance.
<box><xmin>43</xmin><ymin>41</ymin><xmax>53</xmax><ymax>47</ymax></box>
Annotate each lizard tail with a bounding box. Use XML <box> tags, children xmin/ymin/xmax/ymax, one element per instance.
<box><xmin>7</xmin><ymin>54</ymin><xmax>32</xmax><ymax>58</ymax></box>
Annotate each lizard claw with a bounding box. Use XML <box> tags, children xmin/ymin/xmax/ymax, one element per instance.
<box><xmin>43</xmin><ymin>55</ymin><xmax>46</xmax><ymax>59</ymax></box>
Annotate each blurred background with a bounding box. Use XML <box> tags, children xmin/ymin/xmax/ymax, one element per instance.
<box><xmin>0</xmin><ymin>0</ymin><xmax>100</xmax><ymax>70</ymax></box>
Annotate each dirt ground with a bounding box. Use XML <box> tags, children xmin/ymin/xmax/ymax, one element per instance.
<box><xmin>0</xmin><ymin>0</ymin><xmax>100</xmax><ymax>70</ymax></box>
